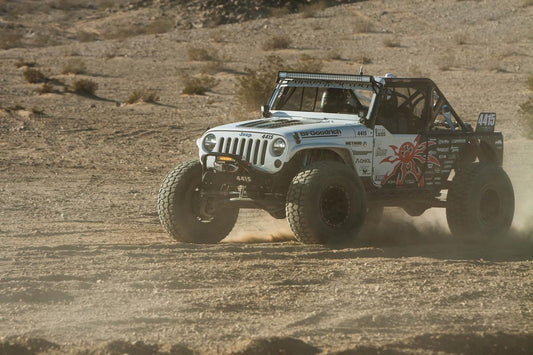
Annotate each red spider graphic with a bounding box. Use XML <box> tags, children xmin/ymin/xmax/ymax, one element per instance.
<box><xmin>380</xmin><ymin>136</ymin><xmax>440</xmax><ymax>187</ymax></box>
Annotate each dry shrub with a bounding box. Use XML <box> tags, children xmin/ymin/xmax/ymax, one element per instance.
<box><xmin>293</xmin><ymin>54</ymin><xmax>323</xmax><ymax>72</ymax></box>
<box><xmin>200</xmin><ymin>61</ymin><xmax>224</xmax><ymax>75</ymax></box>
<box><xmin>77</xmin><ymin>31</ymin><xmax>99</xmax><ymax>42</ymax></box>
<box><xmin>299</xmin><ymin>1</ymin><xmax>327</xmax><ymax>18</ymax></box>
<box><xmin>383</xmin><ymin>37</ymin><xmax>401</xmax><ymax>48</ymax></box>
<box><xmin>408</xmin><ymin>64</ymin><xmax>425</xmax><ymax>78</ymax></box>
<box><xmin>72</xmin><ymin>79</ymin><xmax>98</xmax><ymax>96</ymax></box>
<box><xmin>454</xmin><ymin>32</ymin><xmax>468</xmax><ymax>45</ymax></box>
<box><xmin>269</xmin><ymin>5</ymin><xmax>291</xmax><ymax>18</ymax></box>
<box><xmin>188</xmin><ymin>46</ymin><xmax>219</xmax><ymax>61</ymax></box>
<box><xmin>36</xmin><ymin>82</ymin><xmax>57</xmax><ymax>95</ymax></box>
<box><xmin>51</xmin><ymin>0</ymin><xmax>86</xmax><ymax>10</ymax></box>
<box><xmin>262</xmin><ymin>36</ymin><xmax>292</xmax><ymax>51</ymax></box>
<box><xmin>523</xmin><ymin>0</ymin><xmax>533</xmax><ymax>7</ymax></box>
<box><xmin>519</xmin><ymin>97</ymin><xmax>533</xmax><ymax>139</ymax></box>
<box><xmin>145</xmin><ymin>17</ymin><xmax>174</xmax><ymax>35</ymax></box>
<box><xmin>353</xmin><ymin>11</ymin><xmax>373</xmax><ymax>33</ymax></box>
<box><xmin>527</xmin><ymin>73</ymin><xmax>533</xmax><ymax>91</ymax></box>
<box><xmin>15</xmin><ymin>59</ymin><xmax>36</xmax><ymax>68</ymax></box>
<box><xmin>437</xmin><ymin>53</ymin><xmax>456</xmax><ymax>71</ymax></box>
<box><xmin>126</xmin><ymin>89</ymin><xmax>159</xmax><ymax>104</ymax></box>
<box><xmin>237</xmin><ymin>55</ymin><xmax>284</xmax><ymax>111</ymax></box>
<box><xmin>62</xmin><ymin>59</ymin><xmax>87</xmax><ymax>74</ymax></box>
<box><xmin>97</xmin><ymin>0</ymin><xmax>114</xmax><ymax>10</ymax></box>
<box><xmin>182</xmin><ymin>75</ymin><xmax>219</xmax><ymax>95</ymax></box>
<box><xmin>0</xmin><ymin>32</ymin><xmax>23</xmax><ymax>49</ymax></box>
<box><xmin>327</xmin><ymin>51</ymin><xmax>343</xmax><ymax>60</ymax></box>
<box><xmin>23</xmin><ymin>69</ymin><xmax>47</xmax><ymax>83</ymax></box>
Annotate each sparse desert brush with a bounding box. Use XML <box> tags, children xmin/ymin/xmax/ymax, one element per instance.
<box><xmin>36</xmin><ymin>82</ymin><xmax>57</xmax><ymax>95</ymax></box>
<box><xmin>408</xmin><ymin>64</ymin><xmax>425</xmax><ymax>77</ymax></box>
<box><xmin>293</xmin><ymin>54</ymin><xmax>323</xmax><ymax>72</ymax></box>
<box><xmin>1</xmin><ymin>32</ymin><xmax>23</xmax><ymax>49</ymax></box>
<box><xmin>72</xmin><ymin>79</ymin><xmax>98</xmax><ymax>96</ymax></box>
<box><xmin>62</xmin><ymin>59</ymin><xmax>87</xmax><ymax>74</ymax></box>
<box><xmin>126</xmin><ymin>89</ymin><xmax>159</xmax><ymax>104</ymax></box>
<box><xmin>454</xmin><ymin>32</ymin><xmax>468</xmax><ymax>45</ymax></box>
<box><xmin>299</xmin><ymin>1</ymin><xmax>327</xmax><ymax>18</ymax></box>
<box><xmin>15</xmin><ymin>59</ymin><xmax>37</xmax><ymax>68</ymax></box>
<box><xmin>145</xmin><ymin>17</ymin><xmax>174</xmax><ymax>35</ymax></box>
<box><xmin>353</xmin><ymin>16</ymin><xmax>373</xmax><ymax>33</ymax></box>
<box><xmin>23</xmin><ymin>69</ymin><xmax>47</xmax><ymax>83</ymax></box>
<box><xmin>519</xmin><ymin>97</ymin><xmax>533</xmax><ymax>138</ymax></box>
<box><xmin>77</xmin><ymin>31</ymin><xmax>99</xmax><ymax>42</ymax></box>
<box><xmin>262</xmin><ymin>36</ymin><xmax>292</xmax><ymax>51</ymax></box>
<box><xmin>437</xmin><ymin>53</ymin><xmax>456</xmax><ymax>71</ymax></box>
<box><xmin>237</xmin><ymin>55</ymin><xmax>284</xmax><ymax>111</ymax></box>
<box><xmin>182</xmin><ymin>75</ymin><xmax>219</xmax><ymax>95</ymax></box>
<box><xmin>523</xmin><ymin>0</ymin><xmax>533</xmax><ymax>7</ymax></box>
<box><xmin>188</xmin><ymin>46</ymin><xmax>219</xmax><ymax>61</ymax></box>
<box><xmin>383</xmin><ymin>38</ymin><xmax>401</xmax><ymax>48</ymax></box>
<box><xmin>527</xmin><ymin>73</ymin><xmax>533</xmax><ymax>91</ymax></box>
<box><xmin>200</xmin><ymin>61</ymin><xmax>224</xmax><ymax>75</ymax></box>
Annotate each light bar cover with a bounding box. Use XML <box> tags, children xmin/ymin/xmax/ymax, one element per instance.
<box><xmin>278</xmin><ymin>71</ymin><xmax>371</xmax><ymax>83</ymax></box>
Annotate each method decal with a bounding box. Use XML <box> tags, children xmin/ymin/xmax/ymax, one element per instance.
<box><xmin>380</xmin><ymin>135</ymin><xmax>440</xmax><ymax>187</ymax></box>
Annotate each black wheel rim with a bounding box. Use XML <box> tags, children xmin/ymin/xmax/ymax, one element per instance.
<box><xmin>319</xmin><ymin>185</ymin><xmax>350</xmax><ymax>227</ymax></box>
<box><xmin>190</xmin><ymin>185</ymin><xmax>214</xmax><ymax>223</ymax></box>
<box><xmin>479</xmin><ymin>187</ymin><xmax>500</xmax><ymax>225</ymax></box>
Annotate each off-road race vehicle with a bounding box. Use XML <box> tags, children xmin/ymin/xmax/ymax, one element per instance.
<box><xmin>158</xmin><ymin>71</ymin><xmax>514</xmax><ymax>245</ymax></box>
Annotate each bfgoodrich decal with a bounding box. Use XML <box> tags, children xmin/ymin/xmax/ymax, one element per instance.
<box><xmin>299</xmin><ymin>129</ymin><xmax>341</xmax><ymax>138</ymax></box>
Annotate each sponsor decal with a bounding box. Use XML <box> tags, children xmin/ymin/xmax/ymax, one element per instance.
<box><xmin>299</xmin><ymin>129</ymin><xmax>342</xmax><ymax>138</ymax></box>
<box><xmin>375</xmin><ymin>146</ymin><xmax>388</xmax><ymax>157</ymax></box>
<box><xmin>345</xmin><ymin>141</ymin><xmax>363</xmax><ymax>146</ymax></box>
<box><xmin>356</xmin><ymin>130</ymin><xmax>368</xmax><ymax>136</ymax></box>
<box><xmin>355</xmin><ymin>158</ymin><xmax>371</xmax><ymax>164</ymax></box>
<box><xmin>262</xmin><ymin>134</ymin><xmax>274</xmax><ymax>140</ymax></box>
<box><xmin>380</xmin><ymin>135</ymin><xmax>440</xmax><ymax>187</ymax></box>
<box><xmin>375</xmin><ymin>128</ymin><xmax>386</xmax><ymax>137</ymax></box>
<box><xmin>352</xmin><ymin>150</ymin><xmax>372</xmax><ymax>156</ymax></box>
<box><xmin>452</xmin><ymin>139</ymin><xmax>466</xmax><ymax>144</ymax></box>
<box><xmin>361</xmin><ymin>166</ymin><xmax>370</xmax><ymax>175</ymax></box>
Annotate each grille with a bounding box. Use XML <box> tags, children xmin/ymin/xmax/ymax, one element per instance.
<box><xmin>216</xmin><ymin>137</ymin><xmax>269</xmax><ymax>166</ymax></box>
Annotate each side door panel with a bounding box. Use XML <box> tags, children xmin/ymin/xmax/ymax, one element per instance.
<box><xmin>373</xmin><ymin>126</ymin><xmax>436</xmax><ymax>188</ymax></box>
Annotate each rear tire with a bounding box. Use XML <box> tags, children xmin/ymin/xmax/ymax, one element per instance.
<box><xmin>157</xmin><ymin>160</ymin><xmax>239</xmax><ymax>243</ymax></box>
<box><xmin>446</xmin><ymin>163</ymin><xmax>514</xmax><ymax>242</ymax></box>
<box><xmin>286</xmin><ymin>161</ymin><xmax>366</xmax><ymax>246</ymax></box>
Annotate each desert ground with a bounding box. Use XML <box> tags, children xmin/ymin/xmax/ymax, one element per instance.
<box><xmin>1</xmin><ymin>0</ymin><xmax>532</xmax><ymax>353</ymax></box>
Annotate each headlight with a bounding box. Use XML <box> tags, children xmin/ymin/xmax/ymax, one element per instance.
<box><xmin>271</xmin><ymin>138</ymin><xmax>286</xmax><ymax>156</ymax></box>
<box><xmin>203</xmin><ymin>134</ymin><xmax>217</xmax><ymax>152</ymax></box>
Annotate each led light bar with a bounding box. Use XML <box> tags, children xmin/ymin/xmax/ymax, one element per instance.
<box><xmin>278</xmin><ymin>71</ymin><xmax>371</xmax><ymax>83</ymax></box>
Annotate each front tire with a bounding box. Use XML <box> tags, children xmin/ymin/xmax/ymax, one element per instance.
<box><xmin>157</xmin><ymin>160</ymin><xmax>239</xmax><ymax>243</ymax></box>
<box><xmin>286</xmin><ymin>161</ymin><xmax>366</xmax><ymax>245</ymax></box>
<box><xmin>446</xmin><ymin>163</ymin><xmax>514</xmax><ymax>242</ymax></box>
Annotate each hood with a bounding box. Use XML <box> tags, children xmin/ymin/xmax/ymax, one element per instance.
<box><xmin>207</xmin><ymin>113</ymin><xmax>365</xmax><ymax>137</ymax></box>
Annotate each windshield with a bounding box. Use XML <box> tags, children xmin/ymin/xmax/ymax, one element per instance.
<box><xmin>271</xmin><ymin>85</ymin><xmax>373</xmax><ymax>115</ymax></box>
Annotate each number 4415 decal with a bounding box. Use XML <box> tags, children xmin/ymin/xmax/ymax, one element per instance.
<box><xmin>476</xmin><ymin>112</ymin><xmax>496</xmax><ymax>132</ymax></box>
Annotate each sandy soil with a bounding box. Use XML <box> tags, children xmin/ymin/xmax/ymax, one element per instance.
<box><xmin>1</xmin><ymin>0</ymin><xmax>532</xmax><ymax>353</ymax></box>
